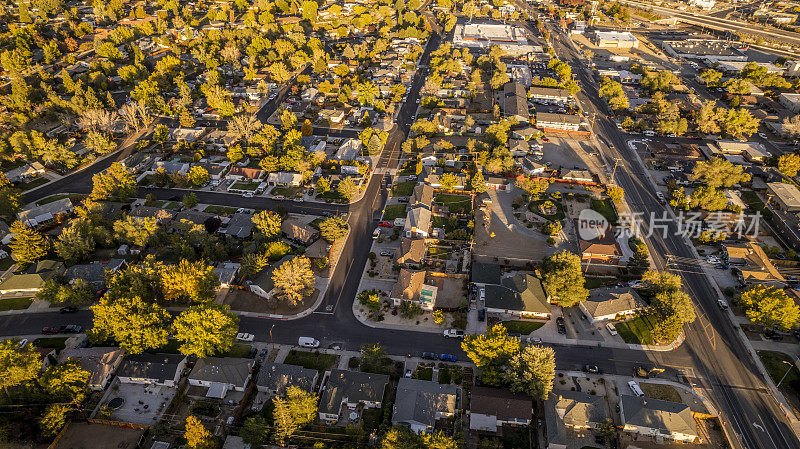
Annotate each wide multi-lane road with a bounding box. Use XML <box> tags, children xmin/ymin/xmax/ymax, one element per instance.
<box><xmin>546</xmin><ymin>21</ymin><xmax>799</xmax><ymax>449</ymax></box>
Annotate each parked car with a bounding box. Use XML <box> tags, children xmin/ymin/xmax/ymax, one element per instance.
<box><xmin>477</xmin><ymin>309</ymin><xmax>486</xmax><ymax>321</ymax></box>
<box><xmin>41</xmin><ymin>327</ymin><xmax>58</xmax><ymax>335</ymax></box>
<box><xmin>298</xmin><ymin>337</ymin><xmax>320</xmax><ymax>348</ymax></box>
<box><xmin>398</xmin><ymin>197</ymin><xmax>409</xmax><ymax>203</ymax></box>
<box><xmin>556</xmin><ymin>317</ymin><xmax>566</xmax><ymax>334</ymax></box>
<box><xmin>380</xmin><ymin>250</ymin><xmax>394</xmax><ymax>257</ymax></box>
<box><xmin>59</xmin><ymin>325</ymin><xmax>82</xmax><ymax>334</ymax></box>
<box><xmin>378</xmin><ymin>221</ymin><xmax>393</xmax><ymax>227</ymax></box>
<box><xmin>583</xmin><ymin>365</ymin><xmax>600</xmax><ymax>374</ymax></box>
<box><xmin>236</xmin><ymin>333</ymin><xmax>255</xmax><ymax>342</ymax></box>
<box><xmin>439</xmin><ymin>353</ymin><xmax>457</xmax><ymax>362</ymax></box>
<box><xmin>17</xmin><ymin>339</ymin><xmax>28</xmax><ymax>349</ymax></box>
<box><xmin>421</xmin><ymin>352</ymin><xmax>438</xmax><ymax>360</ymax></box>
<box><xmin>59</xmin><ymin>306</ymin><xmax>78</xmax><ymax>314</ymax></box>
<box><xmin>606</xmin><ymin>322</ymin><xmax>618</xmax><ymax>335</ymax></box>
<box><xmin>443</xmin><ymin>329</ymin><xmax>465</xmax><ymax>339</ymax></box>
<box><xmin>524</xmin><ymin>336</ymin><xmax>542</xmax><ymax>344</ymax></box>
<box><xmin>628</xmin><ymin>381</ymin><xmax>644</xmax><ymax>397</ymax></box>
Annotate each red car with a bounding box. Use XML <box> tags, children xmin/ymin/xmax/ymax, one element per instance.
<box><xmin>378</xmin><ymin>221</ymin><xmax>393</xmax><ymax>227</ymax></box>
<box><xmin>542</xmin><ymin>137</ymin><xmax>550</xmax><ymax>142</ymax></box>
<box><xmin>41</xmin><ymin>327</ymin><xmax>58</xmax><ymax>335</ymax></box>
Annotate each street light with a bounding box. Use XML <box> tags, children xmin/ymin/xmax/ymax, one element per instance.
<box><xmin>777</xmin><ymin>360</ymin><xmax>795</xmax><ymax>387</ymax></box>
<box><xmin>269</xmin><ymin>324</ymin><xmax>275</xmax><ymax>352</ymax></box>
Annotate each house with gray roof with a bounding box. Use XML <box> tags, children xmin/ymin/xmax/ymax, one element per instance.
<box><xmin>392</xmin><ymin>378</ymin><xmax>457</xmax><ymax>434</ymax></box>
<box><xmin>318</xmin><ymin>370</ymin><xmax>389</xmax><ymax>423</ymax></box>
<box><xmin>17</xmin><ymin>198</ymin><xmax>74</xmax><ymax>227</ymax></box>
<box><xmin>58</xmin><ymin>347</ymin><xmax>125</xmax><ymax>391</ymax></box>
<box><xmin>503</xmin><ymin>82</ymin><xmax>529</xmax><ymax>123</ymax></box>
<box><xmin>214</xmin><ymin>262</ymin><xmax>240</xmax><ymax>287</ymax></box>
<box><xmin>621</xmin><ymin>395</ymin><xmax>698</xmax><ymax>442</ymax></box>
<box><xmin>555</xmin><ymin>391</ymin><xmax>607</xmax><ymax>429</ymax></box>
<box><xmin>250</xmin><ymin>255</ymin><xmax>294</xmax><ymax>299</ymax></box>
<box><xmin>469</xmin><ymin>387</ymin><xmax>532</xmax><ymax>433</ymax></box>
<box><xmin>0</xmin><ymin>260</ymin><xmax>64</xmax><ymax>294</ymax></box>
<box><xmin>256</xmin><ymin>362</ymin><xmax>318</xmax><ymax>396</ymax></box>
<box><xmin>471</xmin><ymin>262</ymin><xmax>502</xmax><ymax>287</ymax></box>
<box><xmin>188</xmin><ymin>358</ymin><xmax>254</xmax><ymax>399</ymax></box>
<box><xmin>281</xmin><ymin>218</ymin><xmax>319</xmax><ymax>244</ymax></box>
<box><xmin>410</xmin><ymin>184</ymin><xmax>434</xmax><ymax>209</ymax></box>
<box><xmin>173</xmin><ymin>210</ymin><xmax>220</xmax><ymax>233</ymax></box>
<box><xmin>580</xmin><ymin>287</ymin><xmax>648</xmax><ymax>322</ymax></box>
<box><xmin>404</xmin><ymin>206</ymin><xmax>431</xmax><ymax>238</ymax></box>
<box><xmin>222</xmin><ymin>213</ymin><xmax>255</xmax><ymax>239</ymax></box>
<box><xmin>484</xmin><ymin>273</ymin><xmax>551</xmax><ymax>319</ymax></box>
<box><xmin>117</xmin><ymin>353</ymin><xmax>187</xmax><ymax>387</ymax></box>
<box><xmin>64</xmin><ymin>259</ymin><xmax>126</xmax><ymax>287</ymax></box>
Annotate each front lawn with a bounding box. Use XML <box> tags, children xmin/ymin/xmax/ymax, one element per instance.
<box><xmin>0</xmin><ymin>297</ymin><xmax>32</xmax><ymax>311</ymax></box>
<box><xmin>591</xmin><ymin>198</ymin><xmax>618</xmax><ymax>223</ymax></box>
<box><xmin>640</xmin><ymin>382</ymin><xmax>682</xmax><ymax>403</ymax></box>
<box><xmin>19</xmin><ymin>177</ymin><xmax>49</xmax><ymax>191</ymax></box>
<box><xmin>37</xmin><ymin>194</ymin><xmax>85</xmax><ymax>206</ymax></box>
<box><xmin>32</xmin><ymin>337</ymin><xmax>68</xmax><ymax>350</ymax></box>
<box><xmin>615</xmin><ymin>314</ymin><xmax>657</xmax><ymax>345</ymax></box>
<box><xmin>218</xmin><ymin>343</ymin><xmax>251</xmax><ymax>358</ymax></box>
<box><xmin>283</xmin><ymin>350</ymin><xmax>337</xmax><ymax>375</ymax></box>
<box><xmin>759</xmin><ymin>351</ymin><xmax>800</xmax><ymax>397</ymax></box>
<box><xmin>204</xmin><ymin>205</ymin><xmax>239</xmax><ymax>216</ymax></box>
<box><xmin>435</xmin><ymin>194</ymin><xmax>472</xmax><ymax>214</ymax></box>
<box><xmin>501</xmin><ymin>320</ymin><xmax>545</xmax><ymax>334</ymax></box>
<box><xmin>231</xmin><ymin>181</ymin><xmax>259</xmax><ymax>191</ymax></box>
<box><xmin>383</xmin><ymin>204</ymin><xmax>407</xmax><ymax>221</ymax></box>
<box><xmin>272</xmin><ymin>186</ymin><xmax>303</xmax><ymax>198</ymax></box>
<box><xmin>392</xmin><ymin>181</ymin><xmax>416</xmax><ymax>197</ymax></box>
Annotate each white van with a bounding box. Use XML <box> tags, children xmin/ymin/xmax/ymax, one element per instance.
<box><xmin>628</xmin><ymin>381</ymin><xmax>644</xmax><ymax>397</ymax></box>
<box><xmin>298</xmin><ymin>337</ymin><xmax>320</xmax><ymax>348</ymax></box>
<box><xmin>644</xmin><ymin>130</ymin><xmax>656</xmax><ymax>137</ymax></box>
<box><xmin>606</xmin><ymin>323</ymin><xmax>618</xmax><ymax>335</ymax></box>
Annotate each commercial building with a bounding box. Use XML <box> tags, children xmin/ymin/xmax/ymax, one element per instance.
<box><xmin>453</xmin><ymin>23</ymin><xmax>534</xmax><ymax>55</ymax></box>
<box><xmin>767</xmin><ymin>182</ymin><xmax>800</xmax><ymax>212</ymax></box>
<box><xmin>662</xmin><ymin>39</ymin><xmax>747</xmax><ymax>62</ymax></box>
<box><xmin>593</xmin><ymin>31</ymin><xmax>638</xmax><ymax>49</ymax></box>
<box><xmin>535</xmin><ymin>112</ymin><xmax>582</xmax><ymax>132</ymax></box>
<box><xmin>528</xmin><ymin>86</ymin><xmax>572</xmax><ymax>105</ymax></box>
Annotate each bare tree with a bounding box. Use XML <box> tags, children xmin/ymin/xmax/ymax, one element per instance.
<box><xmin>120</xmin><ymin>101</ymin><xmax>152</xmax><ymax>133</ymax></box>
<box><xmin>783</xmin><ymin>115</ymin><xmax>800</xmax><ymax>138</ymax></box>
<box><xmin>79</xmin><ymin>109</ymin><xmax>120</xmax><ymax>133</ymax></box>
<box><xmin>226</xmin><ymin>114</ymin><xmax>262</xmax><ymax>143</ymax></box>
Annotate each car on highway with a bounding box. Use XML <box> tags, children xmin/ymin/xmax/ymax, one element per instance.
<box><xmin>421</xmin><ymin>352</ymin><xmax>438</xmax><ymax>360</ymax></box>
<box><xmin>59</xmin><ymin>306</ymin><xmax>78</xmax><ymax>313</ymax></box>
<box><xmin>42</xmin><ymin>327</ymin><xmax>58</xmax><ymax>335</ymax></box>
<box><xmin>439</xmin><ymin>353</ymin><xmax>457</xmax><ymax>362</ymax></box>
<box><xmin>443</xmin><ymin>329</ymin><xmax>465</xmax><ymax>339</ymax></box>
<box><xmin>59</xmin><ymin>325</ymin><xmax>82</xmax><ymax>334</ymax></box>
<box><xmin>236</xmin><ymin>333</ymin><xmax>255</xmax><ymax>342</ymax></box>
<box><xmin>378</xmin><ymin>221</ymin><xmax>393</xmax><ymax>227</ymax></box>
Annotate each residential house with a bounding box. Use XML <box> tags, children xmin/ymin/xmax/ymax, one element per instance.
<box><xmin>546</xmin><ymin>391</ymin><xmax>608</xmax><ymax>449</ymax></box>
<box><xmin>580</xmin><ymin>287</ymin><xmax>648</xmax><ymax>322</ymax></box>
<box><xmin>64</xmin><ymin>259</ymin><xmax>126</xmax><ymax>288</ymax></box>
<box><xmin>410</xmin><ymin>184</ymin><xmax>434</xmax><ymax>209</ymax></box>
<box><xmin>117</xmin><ymin>353</ymin><xmax>187</xmax><ymax>387</ymax></box>
<box><xmin>267</xmin><ymin>172</ymin><xmax>303</xmax><ymax>186</ymax></box>
<box><xmin>281</xmin><ymin>218</ymin><xmax>319</xmax><ymax>244</ymax></box>
<box><xmin>173</xmin><ymin>210</ymin><xmax>220</xmax><ymax>233</ymax></box>
<box><xmin>0</xmin><ymin>260</ymin><xmax>64</xmax><ymax>295</ymax></box>
<box><xmin>404</xmin><ymin>207</ymin><xmax>431</xmax><ymax>238</ymax></box>
<box><xmin>517</xmin><ymin>156</ymin><xmax>547</xmax><ymax>175</ymax></box>
<box><xmin>256</xmin><ymin>362</ymin><xmax>319</xmax><ymax>395</ymax></box>
<box><xmin>711</xmin><ymin>141</ymin><xmax>768</xmax><ymax>157</ymax></box>
<box><xmin>767</xmin><ymin>182</ymin><xmax>800</xmax><ymax>212</ymax></box>
<box><xmin>483</xmin><ymin>273</ymin><xmax>551</xmax><ymax>319</ymax></box>
<box><xmin>503</xmin><ymin>82</ymin><xmax>530</xmax><ymax>123</ymax></box>
<box><xmin>222</xmin><ymin>213</ymin><xmax>255</xmax><ymax>239</ymax></box>
<box><xmin>153</xmin><ymin>160</ymin><xmax>190</xmax><ymax>175</ymax></box>
<box><xmin>485</xmin><ymin>177</ymin><xmax>512</xmax><ymax>191</ymax></box>
<box><xmin>194</xmin><ymin>162</ymin><xmax>229</xmax><ymax>180</ymax></box>
<box><xmin>188</xmin><ymin>358</ymin><xmax>254</xmax><ymax>399</ymax></box>
<box><xmin>226</xmin><ymin>167</ymin><xmax>265</xmax><ymax>181</ymax></box>
<box><xmin>469</xmin><ymin>387</ymin><xmax>533</xmax><ymax>433</ymax></box>
<box><xmin>391</xmin><ymin>268</ymin><xmax>438</xmax><ymax>310</ymax></box>
<box><xmin>305</xmin><ymin>239</ymin><xmax>332</xmax><ymax>260</ymax></box>
<box><xmin>780</xmin><ymin>92</ymin><xmax>800</xmax><ymax>113</ymax></box>
<box><xmin>620</xmin><ymin>395</ymin><xmax>699</xmax><ymax>442</ymax></box>
<box><xmin>319</xmin><ymin>109</ymin><xmax>346</xmax><ymax>124</ymax></box>
<box><xmin>4</xmin><ymin>162</ymin><xmax>46</xmax><ymax>183</ymax></box>
<box><xmin>318</xmin><ymin>370</ymin><xmax>389</xmax><ymax>423</ymax></box>
<box><xmin>395</xmin><ymin>238</ymin><xmax>426</xmax><ymax>268</ymax></box>
<box><xmin>17</xmin><ymin>198</ymin><xmax>74</xmax><ymax>227</ymax></box>
<box><xmin>334</xmin><ymin>138</ymin><xmax>362</xmax><ymax>161</ymax></box>
<box><xmin>578</xmin><ymin>225</ymin><xmax>622</xmax><ymax>267</ymax></box>
<box><xmin>214</xmin><ymin>262</ymin><xmax>240</xmax><ymax>288</ymax></box>
<box><xmin>250</xmin><ymin>255</ymin><xmax>294</xmax><ymax>299</ymax></box>
<box><xmin>392</xmin><ymin>378</ymin><xmax>458</xmax><ymax>434</ymax></box>
<box><xmin>471</xmin><ymin>262</ymin><xmax>503</xmax><ymax>287</ymax></box>
<box><xmin>723</xmin><ymin>241</ymin><xmax>786</xmax><ymax>287</ymax></box>
<box><xmin>58</xmin><ymin>347</ymin><xmax>125</xmax><ymax>391</ymax></box>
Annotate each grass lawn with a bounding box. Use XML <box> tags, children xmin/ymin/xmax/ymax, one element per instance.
<box><xmin>32</xmin><ymin>337</ymin><xmax>68</xmax><ymax>350</ymax></box>
<box><xmin>501</xmin><ymin>320</ymin><xmax>545</xmax><ymax>334</ymax></box>
<box><xmin>616</xmin><ymin>314</ymin><xmax>657</xmax><ymax>345</ymax></box>
<box><xmin>529</xmin><ymin>199</ymin><xmax>565</xmax><ymax>221</ymax></box>
<box><xmin>427</xmin><ymin>246</ymin><xmax>450</xmax><ymax>260</ymax></box>
<box><xmin>203</xmin><ymin>205</ymin><xmax>239</xmax><ymax>216</ymax></box>
<box><xmin>413</xmin><ymin>366</ymin><xmax>433</xmax><ymax>381</ymax></box>
<box><xmin>435</xmin><ymin>194</ymin><xmax>472</xmax><ymax>214</ymax></box>
<box><xmin>759</xmin><ymin>351</ymin><xmax>800</xmax><ymax>397</ymax></box>
<box><xmin>640</xmin><ymin>383</ymin><xmax>682</xmax><ymax>403</ymax></box>
<box><xmin>37</xmin><ymin>194</ymin><xmax>85</xmax><ymax>206</ymax></box>
<box><xmin>272</xmin><ymin>186</ymin><xmax>303</xmax><ymax>198</ymax></box>
<box><xmin>383</xmin><ymin>204</ymin><xmax>407</xmax><ymax>220</ymax></box>
<box><xmin>741</xmin><ymin>190</ymin><xmax>766</xmax><ymax>212</ymax></box>
<box><xmin>0</xmin><ymin>297</ymin><xmax>32</xmax><ymax>311</ymax></box>
<box><xmin>283</xmin><ymin>350</ymin><xmax>337</xmax><ymax>375</ymax></box>
<box><xmin>317</xmin><ymin>190</ymin><xmax>346</xmax><ymax>202</ymax></box>
<box><xmin>392</xmin><ymin>181</ymin><xmax>416</xmax><ymax>197</ymax></box>
<box><xmin>591</xmin><ymin>198</ymin><xmax>618</xmax><ymax>223</ymax></box>
<box><xmin>231</xmin><ymin>181</ymin><xmax>259</xmax><ymax>191</ymax></box>
<box><xmin>218</xmin><ymin>343</ymin><xmax>251</xmax><ymax>358</ymax></box>
<box><xmin>19</xmin><ymin>177</ymin><xmax>49</xmax><ymax>191</ymax></box>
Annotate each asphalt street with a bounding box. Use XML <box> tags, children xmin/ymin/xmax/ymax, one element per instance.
<box><xmin>544</xmin><ymin>21</ymin><xmax>799</xmax><ymax>449</ymax></box>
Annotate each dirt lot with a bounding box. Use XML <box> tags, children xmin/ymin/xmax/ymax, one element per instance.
<box><xmin>224</xmin><ymin>288</ymin><xmax>319</xmax><ymax>315</ymax></box>
<box><xmin>54</xmin><ymin>421</ymin><xmax>144</xmax><ymax>449</ymax></box>
<box><xmin>473</xmin><ymin>202</ymin><xmax>556</xmax><ymax>265</ymax></box>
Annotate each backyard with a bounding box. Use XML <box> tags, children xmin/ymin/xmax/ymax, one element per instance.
<box><xmin>435</xmin><ymin>194</ymin><xmax>472</xmax><ymax>215</ymax></box>
<box><xmin>615</xmin><ymin>314</ymin><xmax>657</xmax><ymax>345</ymax></box>
<box><xmin>591</xmin><ymin>198</ymin><xmax>618</xmax><ymax>223</ymax></box>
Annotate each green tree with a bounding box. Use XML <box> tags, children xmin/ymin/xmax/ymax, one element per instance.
<box><xmin>273</xmin><ymin>396</ymin><xmax>298</xmax><ymax>445</ymax></box>
<box><xmin>315</xmin><ymin>176</ymin><xmax>331</xmax><ymax>194</ymax></box>
<box><xmin>700</xmin><ymin>68</ymin><xmax>722</xmax><ymax>87</ymax></box>
<box><xmin>114</xmin><ymin>215</ymin><xmax>159</xmax><ymax>247</ymax></box>
<box><xmin>161</xmin><ymin>259</ymin><xmax>219</xmax><ymax>303</ymax></box>
<box><xmin>740</xmin><ymin>285</ymin><xmax>800</xmax><ymax>330</ymax></box>
<box><xmin>720</xmin><ymin>108</ymin><xmax>760</xmax><ymax>139</ymax></box>
<box><xmin>55</xmin><ymin>220</ymin><xmax>95</xmax><ymax>263</ymax></box>
<box><xmin>337</xmin><ymin>177</ymin><xmax>358</xmax><ymax>200</ymax></box>
<box><xmin>185</xmin><ymin>415</ymin><xmax>216</xmax><ymax>449</ymax></box>
<box><xmin>461</xmin><ymin>324</ymin><xmax>519</xmax><ymax>385</ymax></box>
<box><xmin>689</xmin><ymin>185</ymin><xmax>728</xmax><ymax>211</ymax></box>
<box><xmin>0</xmin><ymin>174</ymin><xmax>21</xmax><ymax>219</ymax></box>
<box><xmin>542</xmin><ymin>251</ymin><xmax>588</xmax><ymax>307</ymax></box>
<box><xmin>360</xmin><ymin>343</ymin><xmax>389</xmax><ymax>374</ymax></box>
<box><xmin>173</xmin><ymin>304</ymin><xmax>239</xmax><ymax>357</ymax></box>
<box><xmin>90</xmin><ymin>163</ymin><xmax>136</xmax><ymax>201</ymax></box>
<box><xmin>516</xmin><ymin>176</ymin><xmax>549</xmax><ymax>198</ymax></box>
<box><xmin>240</xmin><ymin>416</ymin><xmax>270</xmax><ymax>446</ymax></box>
<box><xmin>272</xmin><ymin>256</ymin><xmax>315</xmax><ymax>306</ymax></box>
<box><xmin>778</xmin><ymin>153</ymin><xmax>800</xmax><ymax>178</ymax></box>
<box><xmin>90</xmin><ymin>295</ymin><xmax>171</xmax><ymax>354</ymax></box>
<box><xmin>188</xmin><ymin>166</ymin><xmax>210</xmax><ymax>186</ymax></box>
<box><xmin>252</xmin><ymin>210</ymin><xmax>282</xmax><ymax>238</ymax></box>
<box><xmin>696</xmin><ymin>101</ymin><xmax>722</xmax><ymax>134</ymax></box>
<box><xmin>40</xmin><ymin>360</ymin><xmax>90</xmax><ymax>402</ymax></box>
<box><xmin>301</xmin><ymin>119</ymin><xmax>313</xmax><ymax>136</ymax></box>
<box><xmin>182</xmin><ymin>192</ymin><xmax>199</xmax><ymax>209</ymax></box>
<box><xmin>9</xmin><ymin>221</ymin><xmax>49</xmax><ymax>267</ymax></box>
<box><xmin>381</xmin><ymin>426</ymin><xmax>424</xmax><ymax>449</ymax></box>
<box><xmin>0</xmin><ymin>340</ymin><xmax>40</xmax><ymax>394</ymax></box>
<box><xmin>471</xmin><ymin>171</ymin><xmax>486</xmax><ymax>193</ymax></box>
<box><xmin>440</xmin><ymin>173</ymin><xmax>458</xmax><ymax>189</ymax></box>
<box><xmin>319</xmin><ymin>216</ymin><xmax>348</xmax><ymax>242</ymax></box>
<box><xmin>607</xmin><ymin>186</ymin><xmax>624</xmax><ymax>203</ymax></box>
<box><xmin>39</xmin><ymin>404</ymin><xmax>71</xmax><ymax>438</ymax></box>
<box><xmin>692</xmin><ymin>157</ymin><xmax>750</xmax><ymax>188</ymax></box>
<box><xmin>502</xmin><ymin>345</ymin><xmax>555</xmax><ymax>400</ymax></box>
<box><xmin>598</xmin><ymin>77</ymin><xmax>629</xmax><ymax>110</ymax></box>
